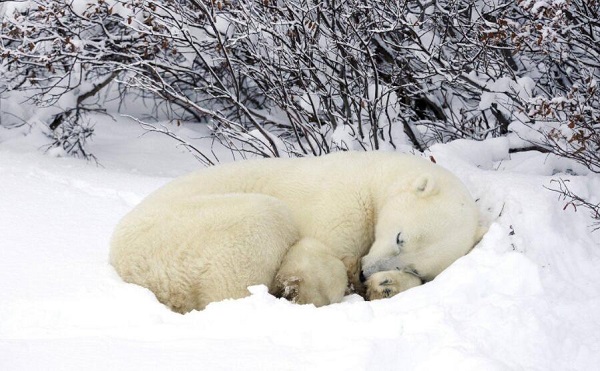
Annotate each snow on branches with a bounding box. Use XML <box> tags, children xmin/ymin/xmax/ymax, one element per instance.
<box><xmin>0</xmin><ymin>0</ymin><xmax>598</xmax><ymax>171</ymax></box>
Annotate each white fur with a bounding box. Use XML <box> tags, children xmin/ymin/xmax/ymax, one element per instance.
<box><xmin>110</xmin><ymin>194</ymin><xmax>299</xmax><ymax>313</ymax></box>
<box><xmin>110</xmin><ymin>151</ymin><xmax>482</xmax><ymax>312</ymax></box>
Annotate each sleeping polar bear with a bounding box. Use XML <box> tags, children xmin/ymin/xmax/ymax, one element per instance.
<box><xmin>110</xmin><ymin>151</ymin><xmax>484</xmax><ymax>312</ymax></box>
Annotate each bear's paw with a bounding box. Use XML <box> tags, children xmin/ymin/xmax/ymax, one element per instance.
<box><xmin>365</xmin><ymin>271</ymin><xmax>422</xmax><ymax>301</ymax></box>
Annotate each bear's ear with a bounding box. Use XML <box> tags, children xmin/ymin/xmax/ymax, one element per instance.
<box><xmin>412</xmin><ymin>174</ymin><xmax>438</xmax><ymax>197</ymax></box>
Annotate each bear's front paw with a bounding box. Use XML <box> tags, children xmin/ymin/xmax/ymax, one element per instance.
<box><xmin>366</xmin><ymin>271</ymin><xmax>422</xmax><ymax>301</ymax></box>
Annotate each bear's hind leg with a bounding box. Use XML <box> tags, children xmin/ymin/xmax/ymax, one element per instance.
<box><xmin>111</xmin><ymin>193</ymin><xmax>299</xmax><ymax>313</ymax></box>
<box><xmin>272</xmin><ymin>238</ymin><xmax>348</xmax><ymax>307</ymax></box>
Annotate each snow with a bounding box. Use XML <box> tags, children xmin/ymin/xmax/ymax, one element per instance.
<box><xmin>479</xmin><ymin>77</ymin><xmax>534</xmax><ymax>112</ymax></box>
<box><xmin>1</xmin><ymin>117</ymin><xmax>600</xmax><ymax>370</ymax></box>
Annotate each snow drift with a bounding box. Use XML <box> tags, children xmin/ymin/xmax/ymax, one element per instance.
<box><xmin>1</xmin><ymin>120</ymin><xmax>599</xmax><ymax>370</ymax></box>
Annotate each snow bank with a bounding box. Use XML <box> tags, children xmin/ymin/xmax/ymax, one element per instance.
<box><xmin>1</xmin><ymin>119</ymin><xmax>599</xmax><ymax>370</ymax></box>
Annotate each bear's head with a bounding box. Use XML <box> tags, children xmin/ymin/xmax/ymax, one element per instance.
<box><xmin>361</xmin><ymin>173</ymin><xmax>483</xmax><ymax>283</ymax></box>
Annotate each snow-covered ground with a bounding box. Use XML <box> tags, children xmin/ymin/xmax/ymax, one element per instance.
<box><xmin>1</xmin><ymin>118</ymin><xmax>599</xmax><ymax>370</ymax></box>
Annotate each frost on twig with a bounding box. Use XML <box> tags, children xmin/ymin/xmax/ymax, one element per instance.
<box><xmin>126</xmin><ymin>115</ymin><xmax>216</xmax><ymax>167</ymax></box>
<box><xmin>547</xmin><ymin>179</ymin><xmax>600</xmax><ymax>232</ymax></box>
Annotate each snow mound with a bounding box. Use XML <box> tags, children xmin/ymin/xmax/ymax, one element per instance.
<box><xmin>1</xmin><ymin>119</ymin><xmax>599</xmax><ymax>370</ymax></box>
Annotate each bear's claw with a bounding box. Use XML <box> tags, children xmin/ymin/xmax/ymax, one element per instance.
<box><xmin>365</xmin><ymin>271</ymin><xmax>422</xmax><ymax>301</ymax></box>
<box><xmin>275</xmin><ymin>276</ymin><xmax>302</xmax><ymax>303</ymax></box>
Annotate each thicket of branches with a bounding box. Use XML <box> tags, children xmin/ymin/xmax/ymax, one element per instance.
<box><xmin>1</xmin><ymin>0</ymin><xmax>598</xmax><ymax>218</ymax></box>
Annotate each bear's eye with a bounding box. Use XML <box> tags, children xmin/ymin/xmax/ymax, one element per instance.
<box><xmin>396</xmin><ymin>232</ymin><xmax>404</xmax><ymax>246</ymax></box>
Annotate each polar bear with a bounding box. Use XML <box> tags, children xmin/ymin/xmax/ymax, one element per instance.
<box><xmin>110</xmin><ymin>151</ymin><xmax>483</xmax><ymax>312</ymax></box>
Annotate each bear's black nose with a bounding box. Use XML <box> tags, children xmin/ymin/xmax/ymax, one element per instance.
<box><xmin>359</xmin><ymin>271</ymin><xmax>366</xmax><ymax>283</ymax></box>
